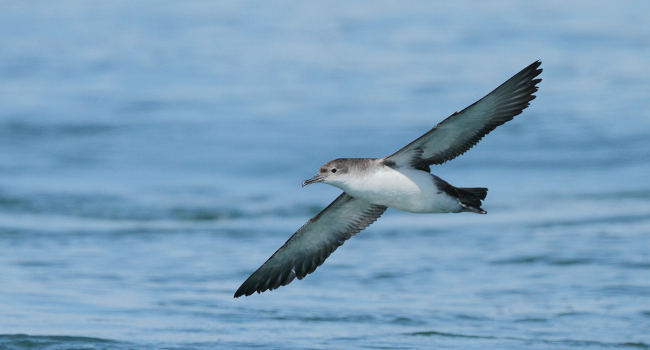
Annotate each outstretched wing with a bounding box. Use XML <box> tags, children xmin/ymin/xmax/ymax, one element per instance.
<box><xmin>234</xmin><ymin>193</ymin><xmax>386</xmax><ymax>297</ymax></box>
<box><xmin>385</xmin><ymin>61</ymin><xmax>542</xmax><ymax>170</ymax></box>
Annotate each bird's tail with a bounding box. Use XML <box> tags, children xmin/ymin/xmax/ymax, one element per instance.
<box><xmin>457</xmin><ymin>187</ymin><xmax>488</xmax><ymax>214</ymax></box>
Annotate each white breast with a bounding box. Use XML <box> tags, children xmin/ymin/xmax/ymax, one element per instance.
<box><xmin>335</xmin><ymin>166</ymin><xmax>460</xmax><ymax>213</ymax></box>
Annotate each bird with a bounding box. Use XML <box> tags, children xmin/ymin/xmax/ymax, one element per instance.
<box><xmin>234</xmin><ymin>61</ymin><xmax>542</xmax><ymax>298</ymax></box>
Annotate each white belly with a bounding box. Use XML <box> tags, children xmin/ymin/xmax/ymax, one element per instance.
<box><xmin>336</xmin><ymin>167</ymin><xmax>461</xmax><ymax>213</ymax></box>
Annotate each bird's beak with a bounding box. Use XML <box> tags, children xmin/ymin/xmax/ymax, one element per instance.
<box><xmin>302</xmin><ymin>175</ymin><xmax>325</xmax><ymax>187</ymax></box>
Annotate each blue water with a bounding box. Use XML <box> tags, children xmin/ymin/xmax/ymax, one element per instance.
<box><xmin>1</xmin><ymin>1</ymin><xmax>649</xmax><ymax>349</ymax></box>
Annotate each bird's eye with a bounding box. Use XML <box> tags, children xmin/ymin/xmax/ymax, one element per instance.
<box><xmin>331</xmin><ymin>168</ymin><xmax>337</xmax><ymax>173</ymax></box>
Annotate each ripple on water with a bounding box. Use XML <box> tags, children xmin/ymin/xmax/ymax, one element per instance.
<box><xmin>490</xmin><ymin>255</ymin><xmax>595</xmax><ymax>266</ymax></box>
<box><xmin>405</xmin><ymin>331</ymin><xmax>650</xmax><ymax>349</ymax></box>
<box><xmin>0</xmin><ymin>334</ymin><xmax>129</xmax><ymax>349</ymax></box>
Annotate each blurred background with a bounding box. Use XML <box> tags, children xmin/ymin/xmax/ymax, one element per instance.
<box><xmin>0</xmin><ymin>1</ymin><xmax>649</xmax><ymax>349</ymax></box>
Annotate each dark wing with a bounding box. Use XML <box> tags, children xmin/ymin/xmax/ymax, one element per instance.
<box><xmin>234</xmin><ymin>193</ymin><xmax>386</xmax><ymax>297</ymax></box>
<box><xmin>384</xmin><ymin>61</ymin><xmax>542</xmax><ymax>171</ymax></box>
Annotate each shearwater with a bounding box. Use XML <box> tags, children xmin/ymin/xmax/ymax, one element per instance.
<box><xmin>235</xmin><ymin>61</ymin><xmax>542</xmax><ymax>298</ymax></box>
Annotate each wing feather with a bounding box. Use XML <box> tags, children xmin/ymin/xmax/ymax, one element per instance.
<box><xmin>234</xmin><ymin>193</ymin><xmax>386</xmax><ymax>297</ymax></box>
<box><xmin>385</xmin><ymin>61</ymin><xmax>542</xmax><ymax>170</ymax></box>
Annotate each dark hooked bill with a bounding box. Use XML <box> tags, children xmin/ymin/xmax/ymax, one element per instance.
<box><xmin>302</xmin><ymin>175</ymin><xmax>325</xmax><ymax>187</ymax></box>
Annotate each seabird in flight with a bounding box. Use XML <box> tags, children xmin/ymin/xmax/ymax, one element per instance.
<box><xmin>235</xmin><ymin>61</ymin><xmax>542</xmax><ymax>297</ymax></box>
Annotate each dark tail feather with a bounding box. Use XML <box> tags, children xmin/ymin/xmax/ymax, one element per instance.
<box><xmin>457</xmin><ymin>187</ymin><xmax>488</xmax><ymax>214</ymax></box>
<box><xmin>459</xmin><ymin>187</ymin><xmax>488</xmax><ymax>200</ymax></box>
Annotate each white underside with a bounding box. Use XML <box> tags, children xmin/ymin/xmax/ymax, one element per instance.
<box><xmin>332</xmin><ymin>166</ymin><xmax>462</xmax><ymax>213</ymax></box>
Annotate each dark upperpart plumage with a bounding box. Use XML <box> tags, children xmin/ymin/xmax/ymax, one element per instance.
<box><xmin>234</xmin><ymin>193</ymin><xmax>386</xmax><ymax>297</ymax></box>
<box><xmin>384</xmin><ymin>60</ymin><xmax>542</xmax><ymax>171</ymax></box>
<box><xmin>234</xmin><ymin>61</ymin><xmax>542</xmax><ymax>297</ymax></box>
<box><xmin>432</xmin><ymin>175</ymin><xmax>488</xmax><ymax>213</ymax></box>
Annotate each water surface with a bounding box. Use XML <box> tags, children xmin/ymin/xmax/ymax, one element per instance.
<box><xmin>1</xmin><ymin>1</ymin><xmax>649</xmax><ymax>349</ymax></box>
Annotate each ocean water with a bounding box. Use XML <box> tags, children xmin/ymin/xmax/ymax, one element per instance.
<box><xmin>1</xmin><ymin>1</ymin><xmax>649</xmax><ymax>349</ymax></box>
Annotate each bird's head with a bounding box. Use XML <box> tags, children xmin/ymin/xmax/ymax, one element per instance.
<box><xmin>302</xmin><ymin>158</ymin><xmax>354</xmax><ymax>188</ymax></box>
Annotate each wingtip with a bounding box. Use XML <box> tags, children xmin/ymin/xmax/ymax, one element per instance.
<box><xmin>234</xmin><ymin>283</ymin><xmax>256</xmax><ymax>298</ymax></box>
<box><xmin>522</xmin><ymin>60</ymin><xmax>543</xmax><ymax>78</ymax></box>
<box><xmin>233</xmin><ymin>288</ymin><xmax>254</xmax><ymax>298</ymax></box>
<box><xmin>519</xmin><ymin>61</ymin><xmax>542</xmax><ymax>90</ymax></box>
<box><xmin>530</xmin><ymin>60</ymin><xmax>543</xmax><ymax>77</ymax></box>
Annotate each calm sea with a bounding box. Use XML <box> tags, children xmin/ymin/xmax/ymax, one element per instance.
<box><xmin>1</xmin><ymin>1</ymin><xmax>649</xmax><ymax>349</ymax></box>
